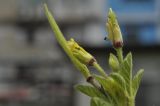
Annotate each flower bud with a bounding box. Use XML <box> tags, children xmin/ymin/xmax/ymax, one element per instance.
<box><xmin>109</xmin><ymin>53</ymin><xmax>119</xmax><ymax>72</ymax></box>
<box><xmin>106</xmin><ymin>8</ymin><xmax>123</xmax><ymax>48</ymax></box>
<box><xmin>67</xmin><ymin>38</ymin><xmax>96</xmax><ymax>66</ymax></box>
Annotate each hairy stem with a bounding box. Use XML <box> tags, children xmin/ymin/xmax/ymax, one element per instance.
<box><xmin>116</xmin><ymin>48</ymin><xmax>123</xmax><ymax>64</ymax></box>
<box><xmin>127</xmin><ymin>97</ymin><xmax>135</xmax><ymax>106</ymax></box>
<box><xmin>93</xmin><ymin>62</ymin><xmax>107</xmax><ymax>78</ymax></box>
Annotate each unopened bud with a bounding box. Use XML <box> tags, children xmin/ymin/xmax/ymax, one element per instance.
<box><xmin>106</xmin><ymin>8</ymin><xmax>123</xmax><ymax>48</ymax></box>
<box><xmin>67</xmin><ymin>38</ymin><xmax>96</xmax><ymax>66</ymax></box>
<box><xmin>109</xmin><ymin>53</ymin><xmax>119</xmax><ymax>72</ymax></box>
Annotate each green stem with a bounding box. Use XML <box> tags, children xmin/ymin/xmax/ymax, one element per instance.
<box><xmin>116</xmin><ymin>48</ymin><xmax>123</xmax><ymax>64</ymax></box>
<box><xmin>127</xmin><ymin>97</ymin><xmax>135</xmax><ymax>106</ymax></box>
<box><xmin>93</xmin><ymin>62</ymin><xmax>107</xmax><ymax>78</ymax></box>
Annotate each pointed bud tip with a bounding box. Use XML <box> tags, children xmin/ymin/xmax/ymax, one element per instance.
<box><xmin>108</xmin><ymin>8</ymin><xmax>116</xmax><ymax>20</ymax></box>
<box><xmin>70</xmin><ymin>38</ymin><xmax>74</xmax><ymax>42</ymax></box>
<box><xmin>109</xmin><ymin>8</ymin><xmax>114</xmax><ymax>15</ymax></box>
<box><xmin>109</xmin><ymin>53</ymin><xmax>114</xmax><ymax>57</ymax></box>
<box><xmin>109</xmin><ymin>8</ymin><xmax>113</xmax><ymax>13</ymax></box>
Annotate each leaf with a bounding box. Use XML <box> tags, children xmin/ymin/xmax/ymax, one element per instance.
<box><xmin>94</xmin><ymin>75</ymin><xmax>126</xmax><ymax>105</ymax></box>
<box><xmin>94</xmin><ymin>75</ymin><xmax>117</xmax><ymax>103</ymax></box>
<box><xmin>91</xmin><ymin>97</ymin><xmax>112</xmax><ymax>106</ymax></box>
<box><xmin>94</xmin><ymin>75</ymin><xmax>114</xmax><ymax>95</ymax></box>
<box><xmin>110</xmin><ymin>73</ymin><xmax>126</xmax><ymax>91</ymax></box>
<box><xmin>109</xmin><ymin>53</ymin><xmax>119</xmax><ymax>72</ymax></box>
<box><xmin>132</xmin><ymin>69</ymin><xmax>144</xmax><ymax>97</ymax></box>
<box><xmin>75</xmin><ymin>85</ymin><xmax>106</xmax><ymax>99</ymax></box>
<box><xmin>119</xmin><ymin>52</ymin><xmax>132</xmax><ymax>95</ymax></box>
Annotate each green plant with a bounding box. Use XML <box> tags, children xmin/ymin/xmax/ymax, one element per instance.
<box><xmin>44</xmin><ymin>4</ymin><xmax>144</xmax><ymax>106</ymax></box>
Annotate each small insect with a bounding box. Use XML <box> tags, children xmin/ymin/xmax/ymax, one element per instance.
<box><xmin>104</xmin><ymin>37</ymin><xmax>107</xmax><ymax>40</ymax></box>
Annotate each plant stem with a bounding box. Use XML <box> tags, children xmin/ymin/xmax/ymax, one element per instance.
<box><xmin>93</xmin><ymin>62</ymin><xmax>107</xmax><ymax>78</ymax></box>
<box><xmin>116</xmin><ymin>48</ymin><xmax>123</xmax><ymax>64</ymax></box>
<box><xmin>127</xmin><ymin>97</ymin><xmax>135</xmax><ymax>106</ymax></box>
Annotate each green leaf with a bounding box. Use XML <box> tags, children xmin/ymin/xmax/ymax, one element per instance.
<box><xmin>75</xmin><ymin>85</ymin><xmax>106</xmax><ymax>99</ymax></box>
<box><xmin>93</xmin><ymin>75</ymin><xmax>117</xmax><ymax>103</ymax></box>
<box><xmin>94</xmin><ymin>75</ymin><xmax>126</xmax><ymax>105</ymax></box>
<box><xmin>109</xmin><ymin>53</ymin><xmax>119</xmax><ymax>72</ymax></box>
<box><xmin>94</xmin><ymin>75</ymin><xmax>114</xmax><ymax>95</ymax></box>
<box><xmin>91</xmin><ymin>97</ymin><xmax>112</xmax><ymax>106</ymax></box>
<box><xmin>132</xmin><ymin>69</ymin><xmax>144</xmax><ymax>97</ymax></box>
<box><xmin>110</xmin><ymin>73</ymin><xmax>126</xmax><ymax>91</ymax></box>
<box><xmin>119</xmin><ymin>52</ymin><xmax>132</xmax><ymax>95</ymax></box>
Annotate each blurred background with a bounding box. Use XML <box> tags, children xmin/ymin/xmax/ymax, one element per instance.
<box><xmin>0</xmin><ymin>0</ymin><xmax>159</xmax><ymax>106</ymax></box>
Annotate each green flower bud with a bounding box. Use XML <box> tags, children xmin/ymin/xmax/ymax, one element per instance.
<box><xmin>67</xmin><ymin>38</ymin><xmax>96</xmax><ymax>66</ymax></box>
<box><xmin>106</xmin><ymin>8</ymin><xmax>123</xmax><ymax>48</ymax></box>
<box><xmin>44</xmin><ymin>5</ymin><xmax>92</xmax><ymax>79</ymax></box>
<box><xmin>109</xmin><ymin>53</ymin><xmax>119</xmax><ymax>72</ymax></box>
